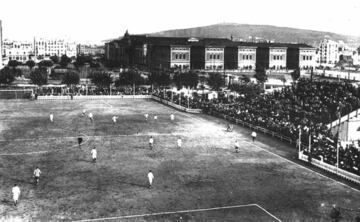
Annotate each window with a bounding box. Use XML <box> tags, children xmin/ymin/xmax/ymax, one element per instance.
<box><xmin>217</xmin><ymin>54</ymin><xmax>220</xmax><ymax>59</ymax></box>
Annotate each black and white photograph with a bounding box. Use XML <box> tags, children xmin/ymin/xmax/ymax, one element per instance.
<box><xmin>0</xmin><ymin>0</ymin><xmax>360</xmax><ymax>221</ymax></box>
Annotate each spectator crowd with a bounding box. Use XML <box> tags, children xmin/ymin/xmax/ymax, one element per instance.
<box><xmin>199</xmin><ymin>79</ymin><xmax>360</xmax><ymax>175</ymax></box>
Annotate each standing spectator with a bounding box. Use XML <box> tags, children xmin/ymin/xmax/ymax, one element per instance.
<box><xmin>12</xmin><ymin>184</ymin><xmax>21</xmax><ymax>206</ymax></box>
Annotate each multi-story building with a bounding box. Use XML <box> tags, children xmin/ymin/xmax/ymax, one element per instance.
<box><xmin>318</xmin><ymin>39</ymin><xmax>339</xmax><ymax>66</ymax></box>
<box><xmin>2</xmin><ymin>39</ymin><xmax>33</xmax><ymax>63</ymax></box>
<box><xmin>105</xmin><ymin>32</ymin><xmax>316</xmax><ymax>71</ymax></box>
<box><xmin>77</xmin><ymin>44</ymin><xmax>105</xmax><ymax>56</ymax></box>
<box><xmin>33</xmin><ymin>38</ymin><xmax>77</xmax><ymax>58</ymax></box>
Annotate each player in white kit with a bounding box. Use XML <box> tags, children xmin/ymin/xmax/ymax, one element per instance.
<box><xmin>147</xmin><ymin>170</ymin><xmax>154</xmax><ymax>188</ymax></box>
<box><xmin>12</xmin><ymin>184</ymin><xmax>21</xmax><ymax>206</ymax></box>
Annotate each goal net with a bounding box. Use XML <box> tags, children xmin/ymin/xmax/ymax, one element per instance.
<box><xmin>0</xmin><ymin>89</ymin><xmax>33</xmax><ymax>99</ymax></box>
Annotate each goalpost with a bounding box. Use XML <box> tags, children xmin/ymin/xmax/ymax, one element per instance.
<box><xmin>0</xmin><ymin>89</ymin><xmax>34</xmax><ymax>99</ymax></box>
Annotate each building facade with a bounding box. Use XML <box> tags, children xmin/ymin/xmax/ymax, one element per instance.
<box><xmin>76</xmin><ymin>44</ymin><xmax>105</xmax><ymax>56</ymax></box>
<box><xmin>269</xmin><ymin>47</ymin><xmax>287</xmax><ymax>70</ymax></box>
<box><xmin>33</xmin><ymin>38</ymin><xmax>77</xmax><ymax>58</ymax></box>
<box><xmin>238</xmin><ymin>46</ymin><xmax>256</xmax><ymax>70</ymax></box>
<box><xmin>170</xmin><ymin>46</ymin><xmax>190</xmax><ymax>69</ymax></box>
<box><xmin>105</xmin><ymin>33</ymin><xmax>315</xmax><ymax>71</ymax></box>
<box><xmin>318</xmin><ymin>39</ymin><xmax>339</xmax><ymax>66</ymax></box>
<box><xmin>298</xmin><ymin>48</ymin><xmax>316</xmax><ymax>69</ymax></box>
<box><xmin>2</xmin><ymin>39</ymin><xmax>33</xmax><ymax>63</ymax></box>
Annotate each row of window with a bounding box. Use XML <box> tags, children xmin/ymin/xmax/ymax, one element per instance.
<box><xmin>241</xmin><ymin>55</ymin><xmax>254</xmax><ymax>60</ymax></box>
<box><xmin>173</xmin><ymin>53</ymin><xmax>189</xmax><ymax>60</ymax></box>
<box><xmin>8</xmin><ymin>56</ymin><xmax>28</xmax><ymax>61</ymax></box>
<box><xmin>207</xmin><ymin>54</ymin><xmax>222</xmax><ymax>60</ymax></box>
<box><xmin>272</xmin><ymin>55</ymin><xmax>284</xmax><ymax>60</ymax></box>
<box><xmin>302</xmin><ymin>55</ymin><xmax>313</xmax><ymax>61</ymax></box>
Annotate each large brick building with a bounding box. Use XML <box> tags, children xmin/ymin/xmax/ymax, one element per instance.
<box><xmin>105</xmin><ymin>32</ymin><xmax>316</xmax><ymax>71</ymax></box>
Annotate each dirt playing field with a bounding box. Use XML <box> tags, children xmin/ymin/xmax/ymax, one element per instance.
<box><xmin>0</xmin><ymin>99</ymin><xmax>360</xmax><ymax>221</ymax></box>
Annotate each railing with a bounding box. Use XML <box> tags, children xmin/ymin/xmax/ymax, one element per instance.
<box><xmin>151</xmin><ymin>96</ymin><xmax>202</xmax><ymax>113</ymax></box>
<box><xmin>299</xmin><ymin>152</ymin><xmax>360</xmax><ymax>184</ymax></box>
<box><xmin>209</xmin><ymin>110</ymin><xmax>294</xmax><ymax>143</ymax></box>
<box><xmin>37</xmin><ymin>95</ymin><xmax>152</xmax><ymax>100</ymax></box>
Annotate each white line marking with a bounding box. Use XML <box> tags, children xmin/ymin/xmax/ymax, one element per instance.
<box><xmin>71</xmin><ymin>203</ymin><xmax>281</xmax><ymax>222</ymax></box>
<box><xmin>243</xmin><ymin>140</ymin><xmax>360</xmax><ymax>193</ymax></box>
<box><xmin>255</xmin><ymin>204</ymin><xmax>282</xmax><ymax>222</ymax></box>
<box><xmin>101</xmin><ymin>100</ymin><xmax>113</xmax><ymax>108</ymax></box>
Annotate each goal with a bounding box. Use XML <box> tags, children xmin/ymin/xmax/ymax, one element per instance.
<box><xmin>0</xmin><ymin>89</ymin><xmax>33</xmax><ymax>99</ymax></box>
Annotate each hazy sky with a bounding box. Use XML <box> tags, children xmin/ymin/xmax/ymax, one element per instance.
<box><xmin>0</xmin><ymin>0</ymin><xmax>359</xmax><ymax>44</ymax></box>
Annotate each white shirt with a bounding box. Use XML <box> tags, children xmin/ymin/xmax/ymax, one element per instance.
<box><xmin>12</xmin><ymin>186</ymin><xmax>20</xmax><ymax>197</ymax></box>
<box><xmin>170</xmin><ymin>114</ymin><xmax>174</xmax><ymax>120</ymax></box>
<box><xmin>251</xmin><ymin>132</ymin><xmax>257</xmax><ymax>137</ymax></box>
<box><xmin>88</xmin><ymin>113</ymin><xmax>93</xmax><ymax>118</ymax></box>
<box><xmin>148</xmin><ymin>172</ymin><xmax>154</xmax><ymax>181</ymax></box>
<box><xmin>144</xmin><ymin>114</ymin><xmax>148</xmax><ymax>119</ymax></box>
<box><xmin>177</xmin><ymin>139</ymin><xmax>182</xmax><ymax>146</ymax></box>
<box><xmin>50</xmin><ymin>114</ymin><xmax>54</xmax><ymax>119</ymax></box>
<box><xmin>112</xmin><ymin>116</ymin><xmax>118</xmax><ymax>122</ymax></box>
<box><xmin>91</xmin><ymin>149</ymin><xmax>97</xmax><ymax>158</ymax></box>
<box><xmin>149</xmin><ymin>138</ymin><xmax>154</xmax><ymax>144</ymax></box>
<box><xmin>34</xmin><ymin>168</ymin><xmax>41</xmax><ymax>177</ymax></box>
<box><xmin>82</xmin><ymin>109</ymin><xmax>86</xmax><ymax>114</ymax></box>
<box><xmin>154</xmin><ymin>116</ymin><xmax>158</xmax><ymax>120</ymax></box>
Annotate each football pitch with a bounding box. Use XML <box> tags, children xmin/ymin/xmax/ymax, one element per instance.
<box><xmin>0</xmin><ymin>99</ymin><xmax>359</xmax><ymax>221</ymax></box>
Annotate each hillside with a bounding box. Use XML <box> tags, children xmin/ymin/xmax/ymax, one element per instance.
<box><xmin>150</xmin><ymin>23</ymin><xmax>360</xmax><ymax>47</ymax></box>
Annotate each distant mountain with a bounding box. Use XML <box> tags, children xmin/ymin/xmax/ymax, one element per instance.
<box><xmin>149</xmin><ymin>23</ymin><xmax>360</xmax><ymax>48</ymax></box>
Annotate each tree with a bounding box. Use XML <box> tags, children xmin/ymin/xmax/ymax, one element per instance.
<box><xmin>291</xmin><ymin>67</ymin><xmax>301</xmax><ymax>81</ymax></box>
<box><xmin>30</xmin><ymin>68</ymin><xmax>48</xmax><ymax>86</ymax></box>
<box><xmin>50</xmin><ymin>55</ymin><xmax>59</xmax><ymax>64</ymax></box>
<box><xmin>0</xmin><ymin>67</ymin><xmax>15</xmax><ymax>86</ymax></box>
<box><xmin>148</xmin><ymin>71</ymin><xmax>171</xmax><ymax>87</ymax></box>
<box><xmin>254</xmin><ymin>67</ymin><xmax>267</xmax><ymax>84</ymax></box>
<box><xmin>74</xmin><ymin>55</ymin><xmax>92</xmax><ymax>67</ymax></box>
<box><xmin>207</xmin><ymin>72</ymin><xmax>225</xmax><ymax>91</ymax></box>
<box><xmin>60</xmin><ymin>55</ymin><xmax>72</xmax><ymax>67</ymax></box>
<box><xmin>173</xmin><ymin>71</ymin><xmax>199</xmax><ymax>89</ymax></box>
<box><xmin>8</xmin><ymin>60</ymin><xmax>19</xmax><ymax>70</ymax></box>
<box><xmin>62</xmin><ymin>71</ymin><xmax>80</xmax><ymax>86</ymax></box>
<box><xmin>25</xmin><ymin>60</ymin><xmax>36</xmax><ymax>70</ymax></box>
<box><xmin>38</xmin><ymin>60</ymin><xmax>54</xmax><ymax>68</ymax></box>
<box><xmin>89</xmin><ymin>71</ymin><xmax>113</xmax><ymax>89</ymax></box>
<box><xmin>116</xmin><ymin>69</ymin><xmax>145</xmax><ymax>87</ymax></box>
